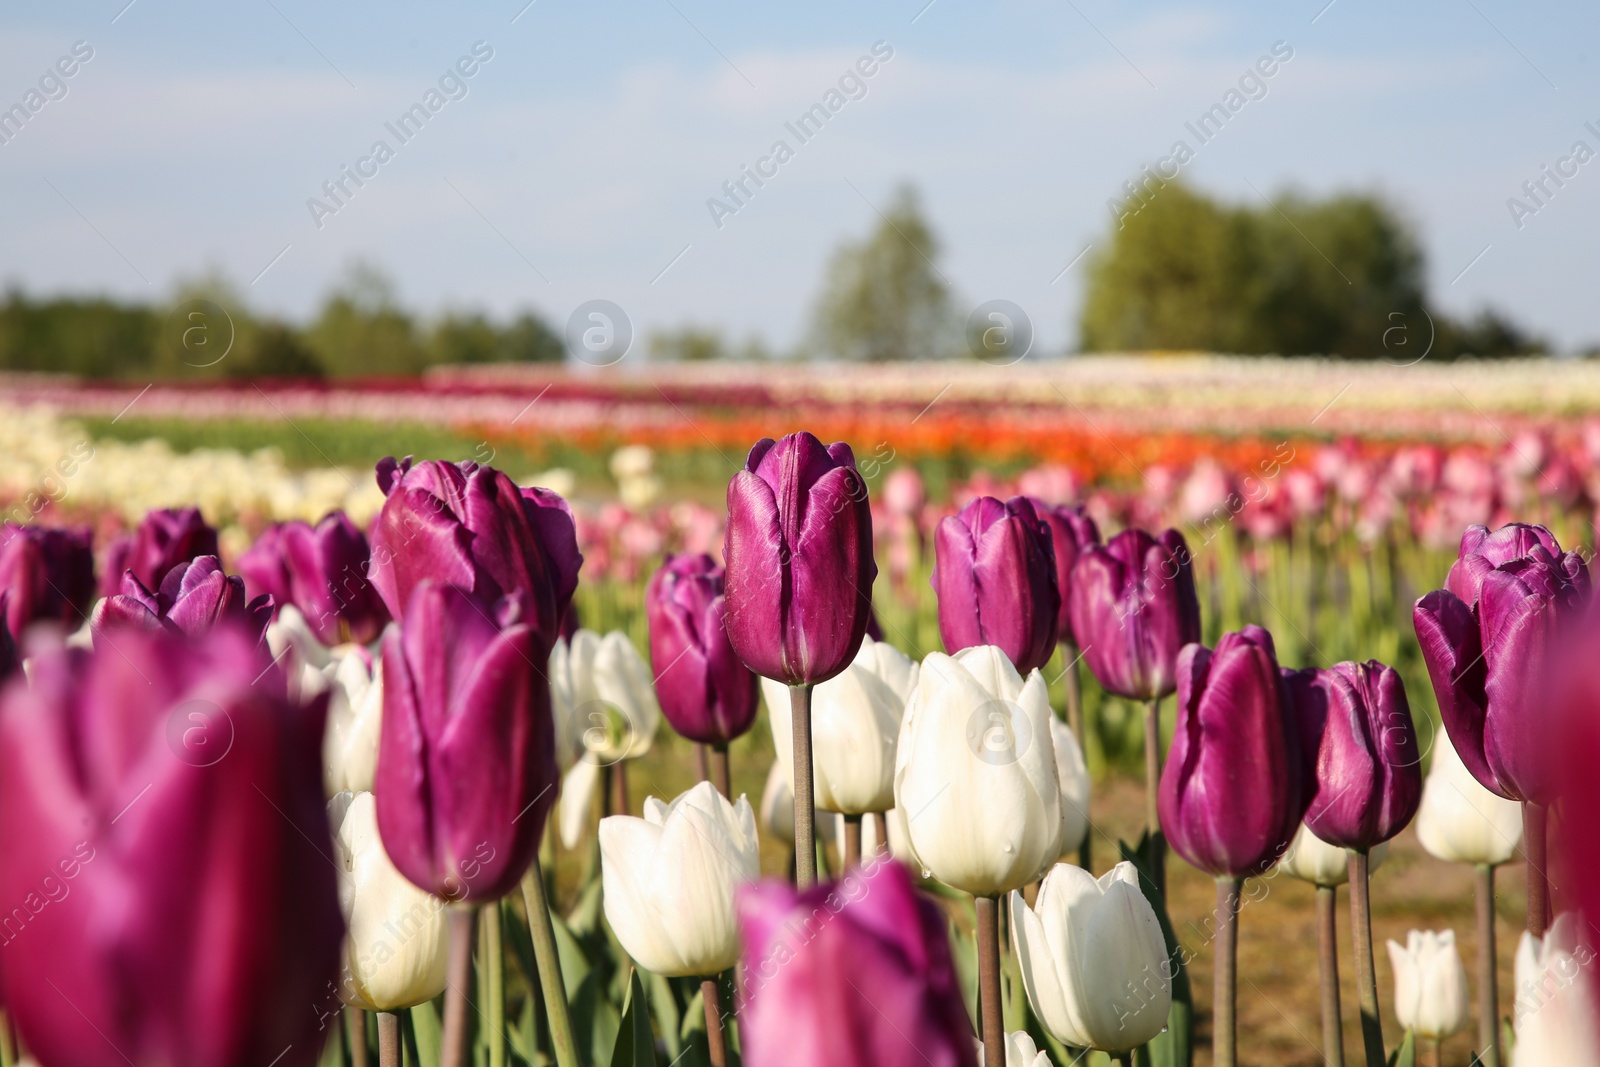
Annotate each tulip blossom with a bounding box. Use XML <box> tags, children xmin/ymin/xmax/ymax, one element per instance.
<box><xmin>757</xmin><ymin>763</ymin><xmax>839</xmax><ymax>850</ymax></box>
<box><xmin>1050</xmin><ymin>716</ymin><xmax>1091</xmax><ymax>858</ymax></box>
<box><xmin>723</xmin><ymin>431</ymin><xmax>876</xmax><ymax>687</ymax></box>
<box><xmin>600</xmin><ymin>781</ymin><xmax>759</xmax><ymax>977</ymax></box>
<box><xmin>1068</xmin><ymin>527</ymin><xmax>1201</xmax><ymax>702</ymax></box>
<box><xmin>977</xmin><ymin>1032</ymin><xmax>1051</xmax><ymax>1067</ymax></box>
<box><xmin>894</xmin><ymin>645</ymin><xmax>1063</xmax><ymax>896</ymax></box>
<box><xmin>0</xmin><ymin>626</ymin><xmax>340</xmax><ymax>1067</ymax></box>
<box><xmin>323</xmin><ymin>647</ymin><xmax>383</xmax><ymax>795</ymax></box>
<box><xmin>238</xmin><ymin>512</ymin><xmax>390</xmax><ymax>646</ymax></box>
<box><xmin>1009</xmin><ymin>861</ymin><xmax>1172</xmax><ymax>1054</ymax></box>
<box><xmin>1277</xmin><ymin>823</ymin><xmax>1389</xmax><ymax>887</ymax></box>
<box><xmin>1028</xmin><ymin>500</ymin><xmax>1099</xmax><ymax>646</ymax></box>
<box><xmin>1160</xmin><ymin>626</ymin><xmax>1305</xmax><ymax>879</ymax></box>
<box><xmin>646</xmin><ymin>553</ymin><xmax>759</xmax><ymax>746</ymax></box>
<box><xmin>1511</xmin><ymin>914</ymin><xmax>1600</xmax><ymax>1064</ymax></box>
<box><xmin>551</xmin><ymin>629</ymin><xmax>663</xmax><ymax>847</ymax></box>
<box><xmin>92</xmin><ymin>555</ymin><xmax>272</xmax><ymax>644</ymax></box>
<box><xmin>737</xmin><ymin>859</ymin><xmax>977</xmax><ymax>1067</ymax></box>
<box><xmin>933</xmin><ymin>495</ymin><xmax>1060</xmax><ymax>673</ymax></box>
<box><xmin>0</xmin><ymin>523</ymin><xmax>95</xmax><ymax>634</ymax></box>
<box><xmin>370</xmin><ymin>457</ymin><xmax>582</xmax><ymax>651</ymax></box>
<box><xmin>376</xmin><ymin>580</ymin><xmax>556</xmax><ymax>902</ymax></box>
<box><xmin>101</xmin><ymin>505</ymin><xmax>218</xmax><ymax>597</ymax></box>
<box><xmin>1416</xmin><ymin>729</ymin><xmax>1523</xmax><ymax>867</ymax></box>
<box><xmin>332</xmin><ymin>791</ymin><xmax>450</xmax><ymax>1011</ymax></box>
<box><xmin>762</xmin><ymin>635</ymin><xmax>918</xmax><ymax>816</ymax></box>
<box><xmin>1286</xmin><ymin>660</ymin><xmax>1421</xmax><ymax>852</ymax></box>
<box><xmin>1414</xmin><ymin>522</ymin><xmax>1590</xmax><ymax>805</ymax></box>
<box><xmin>1387</xmin><ymin>930</ymin><xmax>1470</xmax><ymax>1041</ymax></box>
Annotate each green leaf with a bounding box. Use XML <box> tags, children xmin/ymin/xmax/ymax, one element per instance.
<box><xmin>410</xmin><ymin>998</ymin><xmax>444</xmax><ymax>1067</ymax></box>
<box><xmin>610</xmin><ymin>970</ymin><xmax>657</xmax><ymax>1067</ymax></box>
<box><xmin>317</xmin><ymin>1020</ymin><xmax>344</xmax><ymax>1067</ymax></box>
<box><xmin>645</xmin><ymin>970</ymin><xmax>682</xmax><ymax>1059</ymax></box>
<box><xmin>1120</xmin><ymin>835</ymin><xmax>1192</xmax><ymax>1067</ymax></box>
<box><xmin>1386</xmin><ymin>1029</ymin><xmax>1416</xmax><ymax>1067</ymax></box>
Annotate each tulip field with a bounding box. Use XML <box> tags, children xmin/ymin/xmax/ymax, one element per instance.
<box><xmin>0</xmin><ymin>358</ymin><xmax>1596</xmax><ymax>1067</ymax></box>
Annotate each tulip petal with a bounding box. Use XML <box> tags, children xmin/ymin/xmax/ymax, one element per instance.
<box><xmin>1413</xmin><ymin>590</ymin><xmax>1502</xmax><ymax>797</ymax></box>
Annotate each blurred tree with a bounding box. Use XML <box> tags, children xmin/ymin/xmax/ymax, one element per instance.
<box><xmin>808</xmin><ymin>184</ymin><xmax>956</xmax><ymax>361</ymax></box>
<box><xmin>1080</xmin><ymin>182</ymin><xmax>1538</xmax><ymax>359</ymax></box>
<box><xmin>429</xmin><ymin>312</ymin><xmax>500</xmax><ymax>365</ymax></box>
<box><xmin>307</xmin><ymin>262</ymin><xmax>425</xmax><ymax>377</ymax></box>
<box><xmin>500</xmin><ymin>312</ymin><xmax>564</xmax><ymax>363</ymax></box>
<box><xmin>154</xmin><ymin>271</ymin><xmax>324</xmax><ymax>379</ymax></box>
<box><xmin>649</xmin><ymin>326</ymin><xmax>726</xmax><ymax>362</ymax></box>
<box><xmin>0</xmin><ymin>288</ymin><xmax>159</xmax><ymax>377</ymax></box>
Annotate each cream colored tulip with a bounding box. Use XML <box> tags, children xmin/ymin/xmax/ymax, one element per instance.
<box><xmin>976</xmin><ymin>1031</ymin><xmax>1051</xmax><ymax>1067</ymax></box>
<box><xmin>1277</xmin><ymin>823</ymin><xmax>1389</xmax><ymax>887</ymax></box>
<box><xmin>759</xmin><ymin>762</ymin><xmax>836</xmax><ymax>849</ymax></box>
<box><xmin>1513</xmin><ymin>913</ymin><xmax>1600</xmax><ymax>1064</ymax></box>
<box><xmin>331</xmin><ymin>791</ymin><xmax>450</xmax><ymax>1012</ymax></box>
<box><xmin>323</xmin><ymin>648</ymin><xmax>382</xmax><ymax>796</ymax></box>
<box><xmin>1050</xmin><ymin>716</ymin><xmax>1091</xmax><ymax>857</ymax></box>
<box><xmin>600</xmin><ymin>781</ymin><xmax>759</xmax><ymax>977</ymax></box>
<box><xmin>1387</xmin><ymin>929</ymin><xmax>1470</xmax><ymax>1039</ymax></box>
<box><xmin>762</xmin><ymin>635</ymin><xmax>917</xmax><ymax>815</ymax></box>
<box><xmin>894</xmin><ymin>645</ymin><xmax>1063</xmax><ymax>896</ymax></box>
<box><xmin>1416</xmin><ymin>730</ymin><xmax>1523</xmax><ymax>867</ymax></box>
<box><xmin>1010</xmin><ymin>861</ymin><xmax>1171</xmax><ymax>1053</ymax></box>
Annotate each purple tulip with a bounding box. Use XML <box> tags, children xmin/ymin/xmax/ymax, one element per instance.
<box><xmin>724</xmin><ymin>432</ymin><xmax>876</xmax><ymax>686</ymax></box>
<box><xmin>738</xmin><ymin>859</ymin><xmax>977</xmax><ymax>1067</ymax></box>
<box><xmin>1069</xmin><ymin>527</ymin><xmax>1202</xmax><ymax>701</ymax></box>
<box><xmin>369</xmin><ymin>457</ymin><xmax>581</xmax><ymax>652</ymax></box>
<box><xmin>1414</xmin><ymin>523</ymin><xmax>1590</xmax><ymax>804</ymax></box>
<box><xmin>238</xmin><ymin>513</ymin><xmax>390</xmax><ymax>645</ymax></box>
<box><xmin>1284</xmin><ymin>660</ymin><xmax>1421</xmax><ymax>851</ymax></box>
<box><xmin>932</xmin><ymin>495</ymin><xmax>1060</xmax><ymax>673</ymax></box>
<box><xmin>376</xmin><ymin>580</ymin><xmax>557</xmax><ymax>902</ymax></box>
<box><xmin>92</xmin><ymin>556</ymin><xmax>273</xmax><ymax>644</ymax></box>
<box><xmin>101</xmin><ymin>507</ymin><xmax>218</xmax><ymax>598</ymax></box>
<box><xmin>0</xmin><ymin>523</ymin><xmax>96</xmax><ymax>634</ymax></box>
<box><xmin>1027</xmin><ymin>499</ymin><xmax>1101</xmax><ymax>646</ymax></box>
<box><xmin>0</xmin><ymin>625</ymin><xmax>340</xmax><ymax>1067</ymax></box>
<box><xmin>1159</xmin><ymin>626</ymin><xmax>1305</xmax><ymax>878</ymax></box>
<box><xmin>646</xmin><ymin>553</ymin><xmax>759</xmax><ymax>746</ymax></box>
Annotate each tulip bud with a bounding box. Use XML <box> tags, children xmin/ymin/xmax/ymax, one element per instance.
<box><xmin>1386</xmin><ymin>929</ymin><xmax>1470</xmax><ymax>1040</ymax></box>
<box><xmin>933</xmin><ymin>496</ymin><xmax>1060</xmax><ymax>672</ymax></box>
<box><xmin>0</xmin><ymin>523</ymin><xmax>95</xmax><ymax>634</ymax></box>
<box><xmin>1159</xmin><ymin>626</ymin><xmax>1305</xmax><ymax>878</ymax></box>
<box><xmin>894</xmin><ymin>645</ymin><xmax>1063</xmax><ymax>896</ymax></box>
<box><xmin>977</xmin><ymin>1032</ymin><xmax>1051</xmax><ymax>1067</ymax></box>
<box><xmin>1414</xmin><ymin>522</ymin><xmax>1589</xmax><ymax>804</ymax></box>
<box><xmin>1027</xmin><ymin>500</ymin><xmax>1100</xmax><ymax>646</ymax></box>
<box><xmin>376</xmin><ymin>580</ymin><xmax>557</xmax><ymax>902</ymax></box>
<box><xmin>0</xmin><ymin>626</ymin><xmax>341</xmax><ymax>1067</ymax></box>
<box><xmin>324</xmin><ymin>647</ymin><xmax>383</xmax><ymax>795</ymax></box>
<box><xmin>1285</xmin><ymin>660</ymin><xmax>1421</xmax><ymax>852</ymax></box>
<box><xmin>1009</xmin><ymin>861</ymin><xmax>1172</xmax><ymax>1053</ymax></box>
<box><xmin>737</xmin><ymin>859</ymin><xmax>978</xmax><ymax>1067</ymax></box>
<box><xmin>1277</xmin><ymin>822</ymin><xmax>1389</xmax><ymax>887</ymax></box>
<box><xmin>332</xmin><ymin>791</ymin><xmax>450</xmax><ymax>1011</ymax></box>
<box><xmin>762</xmin><ymin>635</ymin><xmax>917</xmax><ymax>816</ymax></box>
<box><xmin>101</xmin><ymin>506</ymin><xmax>218</xmax><ymax>597</ymax></box>
<box><xmin>723</xmin><ymin>432</ymin><xmax>876</xmax><ymax>686</ymax></box>
<box><xmin>1511</xmin><ymin>914</ymin><xmax>1600</xmax><ymax>1063</ymax></box>
<box><xmin>600</xmin><ymin>781</ymin><xmax>760</xmax><ymax>976</ymax></box>
<box><xmin>1050</xmin><ymin>715</ymin><xmax>1092</xmax><ymax>858</ymax></box>
<box><xmin>646</xmin><ymin>553</ymin><xmax>759</xmax><ymax>745</ymax></box>
<box><xmin>92</xmin><ymin>556</ymin><xmax>272</xmax><ymax>645</ymax></box>
<box><xmin>370</xmin><ymin>457</ymin><xmax>582</xmax><ymax>651</ymax></box>
<box><xmin>1415</xmin><ymin>728</ymin><xmax>1523</xmax><ymax>867</ymax></box>
<box><xmin>757</xmin><ymin>762</ymin><xmax>839</xmax><ymax>850</ymax></box>
<box><xmin>239</xmin><ymin>512</ymin><xmax>391</xmax><ymax>646</ymax></box>
<box><xmin>1069</xmin><ymin>527</ymin><xmax>1201</xmax><ymax>701</ymax></box>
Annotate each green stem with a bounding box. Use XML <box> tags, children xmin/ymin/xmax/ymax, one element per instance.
<box><xmin>1524</xmin><ymin>802</ymin><xmax>1549</xmax><ymax>938</ymax></box>
<box><xmin>701</xmin><ymin>977</ymin><xmax>728</xmax><ymax>1067</ymax></box>
<box><xmin>842</xmin><ymin>813</ymin><xmax>862</xmax><ymax>870</ymax></box>
<box><xmin>1061</xmin><ymin>639</ymin><xmax>1090</xmax><ymax>871</ymax></box>
<box><xmin>346</xmin><ymin>1007</ymin><xmax>369</xmax><ymax>1067</ymax></box>
<box><xmin>790</xmin><ymin>684</ymin><xmax>817</xmax><ymax>888</ymax></box>
<box><xmin>1349</xmin><ymin>850</ymin><xmax>1386</xmax><ymax>1066</ymax></box>
<box><xmin>1476</xmin><ymin>865</ymin><xmax>1501</xmax><ymax>1067</ymax></box>
<box><xmin>712</xmin><ymin>742</ymin><xmax>731</xmax><ymax>799</ymax></box>
<box><xmin>975</xmin><ymin>896</ymin><xmax>1004</xmax><ymax>1067</ymax></box>
<box><xmin>1215</xmin><ymin>877</ymin><xmax>1241</xmax><ymax>1067</ymax></box>
<box><xmin>484</xmin><ymin>901</ymin><xmax>505</xmax><ymax>1067</ymax></box>
<box><xmin>1317</xmin><ymin>885</ymin><xmax>1344</xmax><ymax>1067</ymax></box>
<box><xmin>1144</xmin><ymin>696</ymin><xmax>1166</xmax><ymax>898</ymax></box>
<box><xmin>440</xmin><ymin>907</ymin><xmax>476</xmax><ymax>1067</ymax></box>
<box><xmin>521</xmin><ymin>855</ymin><xmax>582</xmax><ymax>1067</ymax></box>
<box><xmin>377</xmin><ymin>1012</ymin><xmax>401</xmax><ymax>1067</ymax></box>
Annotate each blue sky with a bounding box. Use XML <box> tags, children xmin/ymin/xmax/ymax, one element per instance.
<box><xmin>2</xmin><ymin>0</ymin><xmax>1597</xmax><ymax>354</ymax></box>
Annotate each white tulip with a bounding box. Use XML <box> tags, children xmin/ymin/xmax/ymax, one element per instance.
<box><xmin>331</xmin><ymin>791</ymin><xmax>450</xmax><ymax>1012</ymax></box>
<box><xmin>600</xmin><ymin>781</ymin><xmax>760</xmax><ymax>977</ymax></box>
<box><xmin>760</xmin><ymin>762</ymin><xmax>837</xmax><ymax>849</ymax></box>
<box><xmin>761</xmin><ymin>635</ymin><xmax>917</xmax><ymax>815</ymax></box>
<box><xmin>323</xmin><ymin>648</ymin><xmax>382</xmax><ymax>796</ymax></box>
<box><xmin>1010</xmin><ymin>861</ymin><xmax>1171</xmax><ymax>1053</ymax></box>
<box><xmin>1276</xmin><ymin>823</ymin><xmax>1389</xmax><ymax>887</ymax></box>
<box><xmin>894</xmin><ymin>646</ymin><xmax>1063</xmax><ymax>896</ymax></box>
<box><xmin>1386</xmin><ymin>929</ymin><xmax>1470</xmax><ymax>1039</ymax></box>
<box><xmin>976</xmin><ymin>1030</ymin><xmax>1051</xmax><ymax>1067</ymax></box>
<box><xmin>267</xmin><ymin>605</ymin><xmax>333</xmax><ymax>703</ymax></box>
<box><xmin>1050</xmin><ymin>716</ymin><xmax>1091</xmax><ymax>857</ymax></box>
<box><xmin>1416</xmin><ymin>729</ymin><xmax>1523</xmax><ymax>867</ymax></box>
<box><xmin>552</xmin><ymin>630</ymin><xmax>662</xmax><ymax>847</ymax></box>
<box><xmin>1513</xmin><ymin>912</ymin><xmax>1600</xmax><ymax>1065</ymax></box>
